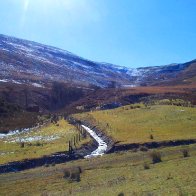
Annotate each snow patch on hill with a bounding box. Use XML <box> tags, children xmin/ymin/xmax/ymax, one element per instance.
<box><xmin>0</xmin><ymin>34</ymin><xmax>193</xmax><ymax>87</ymax></box>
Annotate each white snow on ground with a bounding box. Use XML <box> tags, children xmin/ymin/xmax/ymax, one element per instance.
<box><xmin>0</xmin><ymin>79</ymin><xmax>21</xmax><ymax>84</ymax></box>
<box><xmin>0</xmin><ymin>151</ymin><xmax>14</xmax><ymax>156</ymax></box>
<box><xmin>31</xmin><ymin>83</ymin><xmax>44</xmax><ymax>88</ymax></box>
<box><xmin>0</xmin><ymin>78</ymin><xmax>44</xmax><ymax>88</ymax></box>
<box><xmin>12</xmin><ymin>80</ymin><xmax>22</xmax><ymax>84</ymax></box>
<box><xmin>127</xmin><ymin>68</ymin><xmax>142</xmax><ymax>77</ymax></box>
<box><xmin>0</xmin><ymin>128</ymin><xmax>31</xmax><ymax>139</ymax></box>
<box><xmin>0</xmin><ymin>126</ymin><xmax>61</xmax><ymax>143</ymax></box>
<box><xmin>81</xmin><ymin>125</ymin><xmax>107</xmax><ymax>158</ymax></box>
<box><xmin>0</xmin><ymin>79</ymin><xmax>8</xmax><ymax>82</ymax></box>
<box><xmin>122</xmin><ymin>84</ymin><xmax>137</xmax><ymax>88</ymax></box>
<box><xmin>0</xmin><ymin>122</ymin><xmax>65</xmax><ymax>144</ymax></box>
<box><xmin>9</xmin><ymin>135</ymin><xmax>60</xmax><ymax>143</ymax></box>
<box><xmin>0</xmin><ymin>48</ymin><xmax>10</xmax><ymax>52</ymax></box>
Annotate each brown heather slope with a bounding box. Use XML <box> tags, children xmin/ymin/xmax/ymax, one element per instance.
<box><xmin>64</xmin><ymin>84</ymin><xmax>196</xmax><ymax>114</ymax></box>
<box><xmin>0</xmin><ymin>79</ymin><xmax>195</xmax><ymax>131</ymax></box>
<box><xmin>155</xmin><ymin>60</ymin><xmax>196</xmax><ymax>86</ymax></box>
<box><xmin>0</xmin><ymin>81</ymin><xmax>87</xmax><ymax>132</ymax></box>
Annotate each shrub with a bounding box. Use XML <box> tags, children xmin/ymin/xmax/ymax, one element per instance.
<box><xmin>166</xmin><ymin>173</ymin><xmax>173</xmax><ymax>180</ymax></box>
<box><xmin>139</xmin><ymin>146</ymin><xmax>148</xmax><ymax>152</ymax></box>
<box><xmin>143</xmin><ymin>162</ymin><xmax>150</xmax><ymax>170</ymax></box>
<box><xmin>158</xmin><ymin>99</ymin><xmax>171</xmax><ymax>105</ymax></box>
<box><xmin>70</xmin><ymin>172</ymin><xmax>80</xmax><ymax>182</ymax></box>
<box><xmin>149</xmin><ymin>134</ymin><xmax>154</xmax><ymax>140</ymax></box>
<box><xmin>182</xmin><ymin>149</ymin><xmax>190</xmax><ymax>158</ymax></box>
<box><xmin>41</xmin><ymin>192</ymin><xmax>49</xmax><ymax>196</ymax></box>
<box><xmin>63</xmin><ymin>168</ymin><xmax>71</xmax><ymax>178</ymax></box>
<box><xmin>150</xmin><ymin>151</ymin><xmax>162</xmax><ymax>164</ymax></box>
<box><xmin>44</xmin><ymin>163</ymin><xmax>49</xmax><ymax>167</ymax></box>
<box><xmin>20</xmin><ymin>142</ymin><xmax>25</xmax><ymax>148</ymax></box>
<box><xmin>35</xmin><ymin>141</ymin><xmax>42</xmax><ymax>146</ymax></box>
<box><xmin>132</xmin><ymin>148</ymin><xmax>137</xmax><ymax>152</ymax></box>
<box><xmin>130</xmin><ymin>104</ymin><xmax>142</xmax><ymax>109</ymax></box>
<box><xmin>63</xmin><ymin>166</ymin><xmax>82</xmax><ymax>182</ymax></box>
<box><xmin>171</xmin><ymin>99</ymin><xmax>191</xmax><ymax>107</ymax></box>
<box><xmin>118</xmin><ymin>193</ymin><xmax>124</xmax><ymax>196</ymax></box>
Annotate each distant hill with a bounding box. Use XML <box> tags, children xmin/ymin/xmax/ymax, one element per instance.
<box><xmin>0</xmin><ymin>34</ymin><xmax>195</xmax><ymax>88</ymax></box>
<box><xmin>0</xmin><ymin>34</ymin><xmax>132</xmax><ymax>88</ymax></box>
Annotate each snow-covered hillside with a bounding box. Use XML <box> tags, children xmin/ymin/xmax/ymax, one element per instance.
<box><xmin>0</xmin><ymin>34</ymin><xmax>194</xmax><ymax>88</ymax></box>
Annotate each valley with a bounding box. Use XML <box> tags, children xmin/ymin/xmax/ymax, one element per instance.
<box><xmin>0</xmin><ymin>34</ymin><xmax>196</xmax><ymax>195</ymax></box>
<box><xmin>0</xmin><ymin>102</ymin><xmax>195</xmax><ymax>195</ymax></box>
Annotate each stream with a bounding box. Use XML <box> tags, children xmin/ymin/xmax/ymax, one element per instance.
<box><xmin>81</xmin><ymin>125</ymin><xmax>107</xmax><ymax>158</ymax></box>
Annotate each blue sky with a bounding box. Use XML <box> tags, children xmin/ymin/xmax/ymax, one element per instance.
<box><xmin>0</xmin><ymin>0</ymin><xmax>196</xmax><ymax>68</ymax></box>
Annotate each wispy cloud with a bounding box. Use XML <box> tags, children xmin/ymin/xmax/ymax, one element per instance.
<box><xmin>19</xmin><ymin>0</ymin><xmax>105</xmax><ymax>28</ymax></box>
<box><xmin>20</xmin><ymin>0</ymin><xmax>30</xmax><ymax>28</ymax></box>
<box><xmin>23</xmin><ymin>0</ymin><xmax>29</xmax><ymax>12</ymax></box>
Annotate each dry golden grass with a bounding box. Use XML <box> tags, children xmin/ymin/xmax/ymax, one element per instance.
<box><xmin>73</xmin><ymin>105</ymin><xmax>196</xmax><ymax>144</ymax></box>
<box><xmin>0</xmin><ymin>119</ymin><xmax>89</xmax><ymax>164</ymax></box>
<box><xmin>0</xmin><ymin>144</ymin><xmax>196</xmax><ymax>195</ymax></box>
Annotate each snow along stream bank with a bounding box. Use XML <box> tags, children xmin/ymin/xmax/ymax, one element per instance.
<box><xmin>81</xmin><ymin>125</ymin><xmax>107</xmax><ymax>158</ymax></box>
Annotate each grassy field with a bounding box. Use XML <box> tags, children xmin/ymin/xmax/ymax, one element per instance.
<box><xmin>1</xmin><ymin>103</ymin><xmax>195</xmax><ymax>195</ymax></box>
<box><xmin>0</xmin><ymin>119</ymin><xmax>89</xmax><ymax>164</ymax></box>
<box><xmin>0</xmin><ymin>144</ymin><xmax>195</xmax><ymax>195</ymax></box>
<box><xmin>73</xmin><ymin>104</ymin><xmax>196</xmax><ymax>144</ymax></box>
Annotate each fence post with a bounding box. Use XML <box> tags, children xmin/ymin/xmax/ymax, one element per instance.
<box><xmin>79</xmin><ymin>133</ymin><xmax>81</xmax><ymax>142</ymax></box>
<box><xmin>74</xmin><ymin>136</ymin><xmax>76</xmax><ymax>147</ymax></box>
<box><xmin>68</xmin><ymin>140</ymin><xmax>71</xmax><ymax>154</ymax></box>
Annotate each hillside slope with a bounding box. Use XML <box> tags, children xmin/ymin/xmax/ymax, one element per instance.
<box><xmin>0</xmin><ymin>34</ymin><xmax>195</xmax><ymax>88</ymax></box>
<box><xmin>0</xmin><ymin>34</ymin><xmax>132</xmax><ymax>88</ymax></box>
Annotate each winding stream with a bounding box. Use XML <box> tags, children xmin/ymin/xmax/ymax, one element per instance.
<box><xmin>81</xmin><ymin>125</ymin><xmax>107</xmax><ymax>158</ymax></box>
<box><xmin>0</xmin><ymin>124</ymin><xmax>108</xmax><ymax>173</ymax></box>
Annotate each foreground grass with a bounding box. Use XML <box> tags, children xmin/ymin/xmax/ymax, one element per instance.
<box><xmin>0</xmin><ymin>119</ymin><xmax>89</xmax><ymax>164</ymax></box>
<box><xmin>0</xmin><ymin>144</ymin><xmax>196</xmax><ymax>195</ymax></box>
<box><xmin>73</xmin><ymin>105</ymin><xmax>196</xmax><ymax>144</ymax></box>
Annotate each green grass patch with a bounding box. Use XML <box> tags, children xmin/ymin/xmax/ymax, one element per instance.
<box><xmin>0</xmin><ymin>144</ymin><xmax>196</xmax><ymax>195</ymax></box>
<box><xmin>73</xmin><ymin>105</ymin><xmax>196</xmax><ymax>144</ymax></box>
<box><xmin>0</xmin><ymin>119</ymin><xmax>89</xmax><ymax>164</ymax></box>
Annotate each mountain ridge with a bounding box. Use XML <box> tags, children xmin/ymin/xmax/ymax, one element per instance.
<box><xmin>0</xmin><ymin>34</ymin><xmax>195</xmax><ymax>88</ymax></box>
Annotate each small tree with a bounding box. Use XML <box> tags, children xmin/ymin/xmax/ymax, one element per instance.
<box><xmin>20</xmin><ymin>142</ymin><xmax>25</xmax><ymax>148</ymax></box>
<box><xmin>149</xmin><ymin>134</ymin><xmax>154</xmax><ymax>140</ymax></box>
<box><xmin>182</xmin><ymin>149</ymin><xmax>190</xmax><ymax>158</ymax></box>
<box><xmin>143</xmin><ymin>162</ymin><xmax>150</xmax><ymax>170</ymax></box>
<box><xmin>63</xmin><ymin>166</ymin><xmax>82</xmax><ymax>182</ymax></box>
<box><xmin>150</xmin><ymin>151</ymin><xmax>162</xmax><ymax>164</ymax></box>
